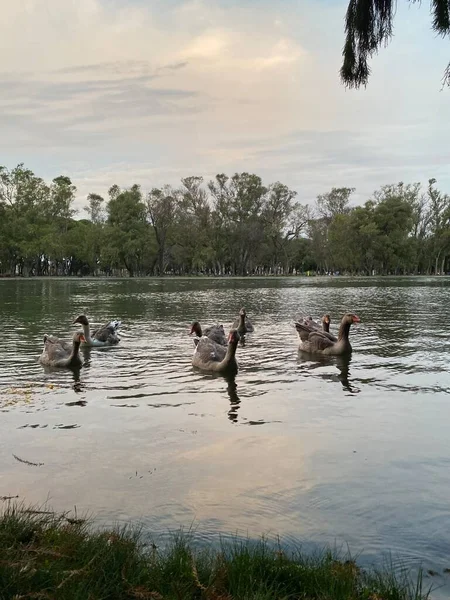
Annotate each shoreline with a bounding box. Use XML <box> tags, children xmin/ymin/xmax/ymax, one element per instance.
<box><xmin>1</xmin><ymin>273</ymin><xmax>450</xmax><ymax>281</ymax></box>
<box><xmin>0</xmin><ymin>502</ymin><xmax>432</xmax><ymax>599</ymax></box>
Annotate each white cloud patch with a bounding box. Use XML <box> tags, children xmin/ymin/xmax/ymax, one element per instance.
<box><xmin>0</xmin><ymin>0</ymin><xmax>448</xmax><ymax>212</ymax></box>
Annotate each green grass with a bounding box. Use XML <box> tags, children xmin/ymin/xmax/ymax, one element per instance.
<box><xmin>0</xmin><ymin>503</ymin><xmax>431</xmax><ymax>600</ymax></box>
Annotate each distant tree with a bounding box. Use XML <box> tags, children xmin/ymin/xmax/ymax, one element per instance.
<box><xmin>146</xmin><ymin>186</ymin><xmax>180</xmax><ymax>276</ymax></box>
<box><xmin>426</xmin><ymin>178</ymin><xmax>450</xmax><ymax>274</ymax></box>
<box><xmin>82</xmin><ymin>194</ymin><xmax>106</xmax><ymax>274</ymax></box>
<box><xmin>316</xmin><ymin>187</ymin><xmax>354</xmax><ymax>222</ymax></box>
<box><xmin>85</xmin><ymin>193</ymin><xmax>105</xmax><ymax>224</ymax></box>
<box><xmin>106</xmin><ymin>185</ymin><xmax>148</xmax><ymax>276</ymax></box>
<box><xmin>371</xmin><ymin>186</ymin><xmax>415</xmax><ymax>274</ymax></box>
<box><xmin>341</xmin><ymin>0</ymin><xmax>450</xmax><ymax>88</ymax></box>
<box><xmin>309</xmin><ymin>187</ymin><xmax>355</xmax><ymax>272</ymax></box>
<box><xmin>177</xmin><ymin>176</ymin><xmax>213</xmax><ymax>273</ymax></box>
<box><xmin>208</xmin><ymin>173</ymin><xmax>267</xmax><ymax>275</ymax></box>
<box><xmin>261</xmin><ymin>182</ymin><xmax>310</xmax><ymax>273</ymax></box>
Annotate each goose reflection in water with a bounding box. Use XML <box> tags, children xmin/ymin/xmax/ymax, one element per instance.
<box><xmin>335</xmin><ymin>356</ymin><xmax>360</xmax><ymax>394</ymax></box>
<box><xmin>65</xmin><ymin>364</ymin><xmax>87</xmax><ymax>395</ymax></box>
<box><xmin>40</xmin><ymin>359</ymin><xmax>85</xmax><ymax>394</ymax></box>
<box><xmin>297</xmin><ymin>353</ymin><xmax>360</xmax><ymax>394</ymax></box>
<box><xmin>226</xmin><ymin>376</ymin><xmax>241</xmax><ymax>423</ymax></box>
<box><xmin>70</xmin><ymin>367</ymin><xmax>82</xmax><ymax>392</ymax></box>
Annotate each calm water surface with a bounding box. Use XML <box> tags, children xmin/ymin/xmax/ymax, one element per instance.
<box><xmin>1</xmin><ymin>277</ymin><xmax>450</xmax><ymax>596</ymax></box>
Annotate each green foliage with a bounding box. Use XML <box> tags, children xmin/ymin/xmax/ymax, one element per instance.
<box><xmin>320</xmin><ymin>181</ymin><xmax>450</xmax><ymax>275</ymax></box>
<box><xmin>106</xmin><ymin>184</ymin><xmax>151</xmax><ymax>276</ymax></box>
<box><xmin>0</xmin><ymin>163</ymin><xmax>313</xmax><ymax>277</ymax></box>
<box><xmin>0</xmin><ymin>503</ymin><xmax>431</xmax><ymax>600</ymax></box>
<box><xmin>85</xmin><ymin>193</ymin><xmax>105</xmax><ymax>224</ymax></box>
<box><xmin>147</xmin><ymin>185</ymin><xmax>180</xmax><ymax>275</ymax></box>
<box><xmin>0</xmin><ymin>165</ymin><xmax>76</xmax><ymax>275</ymax></box>
<box><xmin>208</xmin><ymin>173</ymin><xmax>269</xmax><ymax>275</ymax></box>
<box><xmin>0</xmin><ymin>162</ymin><xmax>449</xmax><ymax>277</ymax></box>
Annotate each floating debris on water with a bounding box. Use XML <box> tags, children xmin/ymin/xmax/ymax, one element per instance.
<box><xmin>12</xmin><ymin>454</ymin><xmax>44</xmax><ymax>467</ymax></box>
<box><xmin>65</xmin><ymin>400</ymin><xmax>87</xmax><ymax>407</ymax></box>
<box><xmin>1</xmin><ymin>383</ymin><xmax>61</xmax><ymax>409</ymax></box>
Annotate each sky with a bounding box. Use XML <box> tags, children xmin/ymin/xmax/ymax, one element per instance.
<box><xmin>0</xmin><ymin>0</ymin><xmax>449</xmax><ymax>213</ymax></box>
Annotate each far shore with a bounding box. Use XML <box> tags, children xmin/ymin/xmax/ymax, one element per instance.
<box><xmin>1</xmin><ymin>273</ymin><xmax>450</xmax><ymax>281</ymax></box>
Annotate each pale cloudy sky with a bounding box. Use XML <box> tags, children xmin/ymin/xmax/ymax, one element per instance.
<box><xmin>0</xmin><ymin>0</ymin><xmax>448</xmax><ymax>212</ymax></box>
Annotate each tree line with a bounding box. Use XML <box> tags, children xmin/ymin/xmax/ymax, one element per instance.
<box><xmin>0</xmin><ymin>163</ymin><xmax>449</xmax><ymax>277</ymax></box>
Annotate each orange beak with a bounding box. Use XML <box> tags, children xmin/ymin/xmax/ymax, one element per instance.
<box><xmin>353</xmin><ymin>315</ymin><xmax>361</xmax><ymax>323</ymax></box>
<box><xmin>80</xmin><ymin>334</ymin><xmax>86</xmax><ymax>342</ymax></box>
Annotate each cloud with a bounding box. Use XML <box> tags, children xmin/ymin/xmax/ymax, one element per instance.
<box><xmin>0</xmin><ymin>59</ymin><xmax>203</xmax><ymax>152</ymax></box>
<box><xmin>0</xmin><ymin>0</ymin><xmax>448</xmax><ymax>213</ymax></box>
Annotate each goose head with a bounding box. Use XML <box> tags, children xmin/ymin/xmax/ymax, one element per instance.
<box><xmin>190</xmin><ymin>321</ymin><xmax>202</xmax><ymax>337</ymax></box>
<box><xmin>73</xmin><ymin>315</ymin><xmax>89</xmax><ymax>326</ymax></box>
<box><xmin>344</xmin><ymin>313</ymin><xmax>360</xmax><ymax>324</ymax></box>
<box><xmin>73</xmin><ymin>332</ymin><xmax>86</xmax><ymax>345</ymax></box>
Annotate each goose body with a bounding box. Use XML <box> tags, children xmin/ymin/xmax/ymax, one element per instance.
<box><xmin>190</xmin><ymin>321</ymin><xmax>227</xmax><ymax>346</ymax></box>
<box><xmin>192</xmin><ymin>329</ymin><xmax>240</xmax><ymax>375</ymax></box>
<box><xmin>73</xmin><ymin>315</ymin><xmax>121</xmax><ymax>347</ymax></box>
<box><xmin>295</xmin><ymin>314</ymin><xmax>337</xmax><ymax>343</ymax></box>
<box><xmin>298</xmin><ymin>313</ymin><xmax>360</xmax><ymax>356</ymax></box>
<box><xmin>41</xmin><ymin>335</ymin><xmax>73</xmax><ymax>353</ymax></box>
<box><xmin>39</xmin><ymin>332</ymin><xmax>85</xmax><ymax>368</ymax></box>
<box><xmin>232</xmin><ymin>308</ymin><xmax>254</xmax><ymax>335</ymax></box>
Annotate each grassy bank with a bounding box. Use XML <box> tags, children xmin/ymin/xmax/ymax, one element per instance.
<box><xmin>0</xmin><ymin>504</ymin><xmax>429</xmax><ymax>600</ymax></box>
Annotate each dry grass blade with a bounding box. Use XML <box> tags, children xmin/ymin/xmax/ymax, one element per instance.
<box><xmin>130</xmin><ymin>589</ymin><xmax>163</xmax><ymax>599</ymax></box>
<box><xmin>56</xmin><ymin>554</ymin><xmax>97</xmax><ymax>589</ymax></box>
<box><xmin>12</xmin><ymin>594</ymin><xmax>52</xmax><ymax>599</ymax></box>
<box><xmin>191</xmin><ymin>557</ymin><xmax>207</xmax><ymax>592</ymax></box>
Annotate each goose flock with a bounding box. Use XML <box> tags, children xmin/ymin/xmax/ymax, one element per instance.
<box><xmin>39</xmin><ymin>316</ymin><xmax>121</xmax><ymax>368</ymax></box>
<box><xmin>38</xmin><ymin>308</ymin><xmax>360</xmax><ymax>374</ymax></box>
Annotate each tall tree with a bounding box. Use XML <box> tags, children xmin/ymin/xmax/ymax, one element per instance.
<box><xmin>371</xmin><ymin>186</ymin><xmax>415</xmax><ymax>274</ymax></box>
<box><xmin>146</xmin><ymin>186</ymin><xmax>180</xmax><ymax>275</ymax></box>
<box><xmin>177</xmin><ymin>176</ymin><xmax>213</xmax><ymax>273</ymax></box>
<box><xmin>426</xmin><ymin>178</ymin><xmax>450</xmax><ymax>274</ymax></box>
<box><xmin>0</xmin><ymin>164</ymin><xmax>51</xmax><ymax>275</ymax></box>
<box><xmin>106</xmin><ymin>185</ymin><xmax>148</xmax><ymax>276</ymax></box>
<box><xmin>208</xmin><ymin>173</ymin><xmax>267</xmax><ymax>275</ymax></box>
<box><xmin>261</xmin><ymin>182</ymin><xmax>309</xmax><ymax>273</ymax></box>
<box><xmin>85</xmin><ymin>193</ymin><xmax>105</xmax><ymax>224</ymax></box>
<box><xmin>316</xmin><ymin>187</ymin><xmax>354</xmax><ymax>221</ymax></box>
<box><xmin>310</xmin><ymin>187</ymin><xmax>355</xmax><ymax>272</ymax></box>
<box><xmin>82</xmin><ymin>194</ymin><xmax>106</xmax><ymax>275</ymax></box>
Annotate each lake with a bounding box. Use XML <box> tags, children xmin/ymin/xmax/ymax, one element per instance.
<box><xmin>1</xmin><ymin>276</ymin><xmax>450</xmax><ymax>597</ymax></box>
